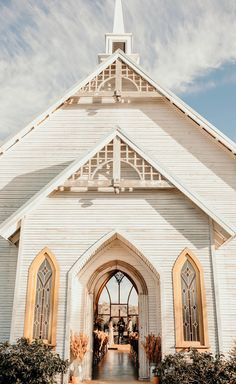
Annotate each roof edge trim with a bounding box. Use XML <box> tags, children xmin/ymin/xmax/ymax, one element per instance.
<box><xmin>0</xmin><ymin>50</ymin><xmax>235</xmax><ymax>157</ymax></box>
<box><xmin>0</xmin><ymin>126</ymin><xmax>235</xmax><ymax>241</ymax></box>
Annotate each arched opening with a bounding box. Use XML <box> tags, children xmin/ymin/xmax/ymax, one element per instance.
<box><xmin>93</xmin><ymin>269</ymin><xmax>139</xmax><ymax>381</ymax></box>
<box><xmin>67</xmin><ymin>231</ymin><xmax>161</xmax><ymax>382</ymax></box>
<box><xmin>173</xmin><ymin>248</ymin><xmax>209</xmax><ymax>350</ymax></box>
<box><xmin>24</xmin><ymin>247</ymin><xmax>59</xmax><ymax>346</ymax></box>
<box><xmin>95</xmin><ymin>271</ymin><xmax>139</xmax><ymax>332</ymax></box>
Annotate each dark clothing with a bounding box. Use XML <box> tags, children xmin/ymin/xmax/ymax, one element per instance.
<box><xmin>117</xmin><ymin>319</ymin><xmax>125</xmax><ymax>344</ymax></box>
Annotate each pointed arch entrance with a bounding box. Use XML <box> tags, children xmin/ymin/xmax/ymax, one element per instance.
<box><xmin>95</xmin><ymin>269</ymin><xmax>139</xmax><ymax>337</ymax></box>
<box><xmin>66</xmin><ymin>231</ymin><xmax>161</xmax><ymax>381</ymax></box>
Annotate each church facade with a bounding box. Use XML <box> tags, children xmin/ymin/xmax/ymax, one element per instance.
<box><xmin>0</xmin><ymin>0</ymin><xmax>236</xmax><ymax>382</ymax></box>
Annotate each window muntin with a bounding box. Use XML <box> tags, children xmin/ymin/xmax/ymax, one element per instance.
<box><xmin>33</xmin><ymin>259</ymin><xmax>53</xmax><ymax>340</ymax></box>
<box><xmin>173</xmin><ymin>248</ymin><xmax>209</xmax><ymax>350</ymax></box>
<box><xmin>98</xmin><ymin>271</ymin><xmax>138</xmax><ymax>323</ymax></box>
<box><xmin>181</xmin><ymin>260</ymin><xmax>200</xmax><ymax>342</ymax></box>
<box><xmin>24</xmin><ymin>248</ymin><xmax>59</xmax><ymax>346</ymax></box>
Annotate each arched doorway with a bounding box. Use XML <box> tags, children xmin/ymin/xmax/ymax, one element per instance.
<box><xmin>96</xmin><ymin>270</ymin><xmax>139</xmax><ymax>337</ymax></box>
<box><xmin>93</xmin><ymin>270</ymin><xmax>139</xmax><ymax>381</ymax></box>
<box><xmin>66</xmin><ymin>231</ymin><xmax>161</xmax><ymax>382</ymax></box>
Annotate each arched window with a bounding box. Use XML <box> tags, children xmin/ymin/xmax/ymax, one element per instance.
<box><xmin>173</xmin><ymin>249</ymin><xmax>209</xmax><ymax>350</ymax></box>
<box><xmin>97</xmin><ymin>271</ymin><xmax>138</xmax><ymax>326</ymax></box>
<box><xmin>24</xmin><ymin>248</ymin><xmax>59</xmax><ymax>345</ymax></box>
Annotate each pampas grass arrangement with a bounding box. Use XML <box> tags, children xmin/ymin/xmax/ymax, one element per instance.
<box><xmin>143</xmin><ymin>334</ymin><xmax>162</xmax><ymax>365</ymax></box>
<box><xmin>70</xmin><ymin>332</ymin><xmax>89</xmax><ymax>384</ymax></box>
<box><xmin>70</xmin><ymin>332</ymin><xmax>89</xmax><ymax>363</ymax></box>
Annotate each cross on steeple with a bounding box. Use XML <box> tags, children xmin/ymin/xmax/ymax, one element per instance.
<box><xmin>98</xmin><ymin>0</ymin><xmax>140</xmax><ymax>64</ymax></box>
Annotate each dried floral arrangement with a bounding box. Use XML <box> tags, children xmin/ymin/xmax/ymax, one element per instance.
<box><xmin>93</xmin><ymin>330</ymin><xmax>108</xmax><ymax>350</ymax></box>
<box><xmin>142</xmin><ymin>334</ymin><xmax>162</xmax><ymax>365</ymax></box>
<box><xmin>93</xmin><ymin>330</ymin><xmax>108</xmax><ymax>366</ymax></box>
<box><xmin>70</xmin><ymin>332</ymin><xmax>89</xmax><ymax>363</ymax></box>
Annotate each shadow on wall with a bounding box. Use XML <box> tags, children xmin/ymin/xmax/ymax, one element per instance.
<box><xmin>139</xmin><ymin>103</ymin><xmax>236</xmax><ymax>191</ymax></box>
<box><xmin>0</xmin><ymin>237</ymin><xmax>18</xmax><ymax>342</ymax></box>
<box><xmin>73</xmin><ymin>191</ymin><xmax>209</xmax><ymax>250</ymax></box>
<box><xmin>0</xmin><ymin>162</ymin><xmax>71</xmax><ymax>225</ymax></box>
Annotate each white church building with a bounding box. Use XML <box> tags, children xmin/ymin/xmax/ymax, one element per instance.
<box><xmin>0</xmin><ymin>0</ymin><xmax>236</xmax><ymax>382</ymax></box>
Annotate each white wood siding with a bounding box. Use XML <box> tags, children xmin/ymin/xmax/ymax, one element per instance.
<box><xmin>215</xmin><ymin>236</ymin><xmax>236</xmax><ymax>353</ymax></box>
<box><xmin>0</xmin><ymin>101</ymin><xmax>235</xmax><ymax>228</ymax></box>
<box><xmin>0</xmin><ymin>237</ymin><xmax>17</xmax><ymax>341</ymax></box>
<box><xmin>11</xmin><ymin>189</ymin><xmax>217</xmax><ymax>356</ymax></box>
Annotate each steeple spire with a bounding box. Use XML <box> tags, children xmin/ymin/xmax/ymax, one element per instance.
<box><xmin>113</xmin><ymin>0</ymin><xmax>125</xmax><ymax>34</ymax></box>
<box><xmin>98</xmin><ymin>0</ymin><xmax>140</xmax><ymax>64</ymax></box>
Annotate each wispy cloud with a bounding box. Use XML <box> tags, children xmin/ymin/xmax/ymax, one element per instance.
<box><xmin>0</xmin><ymin>0</ymin><xmax>236</xmax><ymax>140</ymax></box>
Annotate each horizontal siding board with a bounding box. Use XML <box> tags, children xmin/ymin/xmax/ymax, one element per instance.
<box><xmin>215</xmin><ymin>236</ymin><xmax>236</xmax><ymax>353</ymax></box>
<box><xmin>11</xmin><ymin>190</ymin><xmax>217</xmax><ymax>356</ymax></box>
<box><xmin>0</xmin><ymin>238</ymin><xmax>17</xmax><ymax>342</ymax></box>
<box><xmin>0</xmin><ymin>101</ymin><xmax>235</xmax><ymax>228</ymax></box>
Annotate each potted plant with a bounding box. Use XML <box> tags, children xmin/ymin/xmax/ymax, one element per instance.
<box><xmin>70</xmin><ymin>332</ymin><xmax>89</xmax><ymax>383</ymax></box>
<box><xmin>152</xmin><ymin>366</ymin><xmax>161</xmax><ymax>384</ymax></box>
<box><xmin>142</xmin><ymin>334</ymin><xmax>162</xmax><ymax>384</ymax></box>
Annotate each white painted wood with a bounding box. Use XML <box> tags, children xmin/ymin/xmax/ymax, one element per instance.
<box><xmin>1</xmin><ymin>52</ymin><xmax>235</xmax><ymax>158</ymax></box>
<box><xmin>209</xmin><ymin>218</ymin><xmax>223</xmax><ymax>353</ymax></box>
<box><xmin>113</xmin><ymin>0</ymin><xmax>125</xmax><ymax>34</ymax></box>
<box><xmin>0</xmin><ymin>237</ymin><xmax>17</xmax><ymax>342</ymax></box>
<box><xmin>113</xmin><ymin>136</ymin><xmax>121</xmax><ymax>184</ymax></box>
<box><xmin>0</xmin><ymin>46</ymin><xmax>235</xmax><ymax>370</ymax></box>
<box><xmin>0</xmin><ymin>128</ymin><xmax>234</xmax><ymax>240</ymax></box>
<box><xmin>214</xmin><ymin>236</ymin><xmax>236</xmax><ymax>354</ymax></box>
<box><xmin>0</xmin><ymin>99</ymin><xmax>235</xmax><ymax>239</ymax></box>
<box><xmin>10</xmin><ymin>218</ymin><xmax>26</xmax><ymax>342</ymax></box>
<box><xmin>10</xmin><ymin>190</ymin><xmax>218</xmax><ymax>364</ymax></box>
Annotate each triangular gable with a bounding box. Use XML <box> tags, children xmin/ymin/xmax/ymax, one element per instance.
<box><xmin>0</xmin><ymin>127</ymin><xmax>235</xmax><ymax>244</ymax></box>
<box><xmin>70</xmin><ymin>57</ymin><xmax>161</xmax><ymax>101</ymax></box>
<box><xmin>56</xmin><ymin>135</ymin><xmax>172</xmax><ymax>193</ymax></box>
<box><xmin>1</xmin><ymin>50</ymin><xmax>235</xmax><ymax>157</ymax></box>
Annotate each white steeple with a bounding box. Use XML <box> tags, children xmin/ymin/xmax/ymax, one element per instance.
<box><xmin>113</xmin><ymin>0</ymin><xmax>125</xmax><ymax>34</ymax></box>
<box><xmin>98</xmin><ymin>0</ymin><xmax>140</xmax><ymax>64</ymax></box>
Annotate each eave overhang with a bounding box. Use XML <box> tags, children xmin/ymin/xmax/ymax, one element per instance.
<box><xmin>0</xmin><ymin>51</ymin><xmax>235</xmax><ymax>158</ymax></box>
<box><xmin>0</xmin><ymin>128</ymin><xmax>235</xmax><ymax>244</ymax></box>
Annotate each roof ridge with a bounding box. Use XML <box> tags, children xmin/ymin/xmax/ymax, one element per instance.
<box><xmin>0</xmin><ymin>50</ymin><xmax>235</xmax><ymax>158</ymax></box>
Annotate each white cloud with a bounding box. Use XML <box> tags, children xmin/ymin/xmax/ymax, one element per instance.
<box><xmin>0</xmin><ymin>0</ymin><xmax>236</xmax><ymax>140</ymax></box>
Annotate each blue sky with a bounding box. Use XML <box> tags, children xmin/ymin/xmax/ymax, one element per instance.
<box><xmin>181</xmin><ymin>63</ymin><xmax>236</xmax><ymax>140</ymax></box>
<box><xmin>0</xmin><ymin>0</ymin><xmax>235</xmax><ymax>143</ymax></box>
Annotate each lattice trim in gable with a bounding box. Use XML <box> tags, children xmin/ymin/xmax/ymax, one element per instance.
<box><xmin>68</xmin><ymin>59</ymin><xmax>161</xmax><ymax>102</ymax></box>
<box><xmin>79</xmin><ymin>63</ymin><xmax>117</xmax><ymax>93</ymax></box>
<box><xmin>57</xmin><ymin>137</ymin><xmax>173</xmax><ymax>193</ymax></box>
<box><xmin>120</xmin><ymin>61</ymin><xmax>156</xmax><ymax>93</ymax></box>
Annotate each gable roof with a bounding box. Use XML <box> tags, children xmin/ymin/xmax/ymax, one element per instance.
<box><xmin>0</xmin><ymin>127</ymin><xmax>235</xmax><ymax>241</ymax></box>
<box><xmin>0</xmin><ymin>50</ymin><xmax>235</xmax><ymax>158</ymax></box>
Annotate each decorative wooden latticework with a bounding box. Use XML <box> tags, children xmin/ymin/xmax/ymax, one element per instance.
<box><xmin>120</xmin><ymin>62</ymin><xmax>156</xmax><ymax>93</ymax></box>
<box><xmin>71</xmin><ymin>59</ymin><xmax>160</xmax><ymax>99</ymax></box>
<box><xmin>79</xmin><ymin>63</ymin><xmax>116</xmax><ymax>93</ymax></box>
<box><xmin>58</xmin><ymin>137</ymin><xmax>173</xmax><ymax>193</ymax></box>
<box><xmin>68</xmin><ymin>142</ymin><xmax>114</xmax><ymax>182</ymax></box>
<box><xmin>120</xmin><ymin>140</ymin><xmax>162</xmax><ymax>181</ymax></box>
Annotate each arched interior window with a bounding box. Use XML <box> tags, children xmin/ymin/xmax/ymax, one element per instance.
<box><xmin>97</xmin><ymin>271</ymin><xmax>138</xmax><ymax>326</ymax></box>
<box><xmin>173</xmin><ymin>249</ymin><xmax>209</xmax><ymax>350</ymax></box>
<box><xmin>24</xmin><ymin>248</ymin><xmax>59</xmax><ymax>345</ymax></box>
